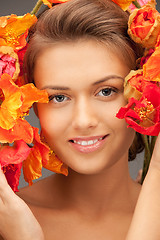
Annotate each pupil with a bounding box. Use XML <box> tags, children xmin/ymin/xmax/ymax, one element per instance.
<box><xmin>56</xmin><ymin>95</ymin><xmax>64</xmax><ymax>102</ymax></box>
<box><xmin>102</xmin><ymin>88</ymin><xmax>111</xmax><ymax>96</ymax></box>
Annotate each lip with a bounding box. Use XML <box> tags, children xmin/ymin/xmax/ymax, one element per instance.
<box><xmin>70</xmin><ymin>135</ymin><xmax>106</xmax><ymax>141</ymax></box>
<box><xmin>69</xmin><ymin>134</ymin><xmax>108</xmax><ymax>153</ymax></box>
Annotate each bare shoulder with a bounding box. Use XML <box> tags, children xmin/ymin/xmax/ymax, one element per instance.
<box><xmin>17</xmin><ymin>174</ymin><xmax>56</xmax><ymax>207</ymax></box>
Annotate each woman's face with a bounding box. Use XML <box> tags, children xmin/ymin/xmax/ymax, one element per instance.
<box><xmin>34</xmin><ymin>39</ymin><xmax>135</xmax><ymax>175</ymax></box>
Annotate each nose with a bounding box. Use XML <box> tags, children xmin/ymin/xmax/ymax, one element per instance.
<box><xmin>72</xmin><ymin>97</ymin><xmax>98</xmax><ymax>131</ymax></box>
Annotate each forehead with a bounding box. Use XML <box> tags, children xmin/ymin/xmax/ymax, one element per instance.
<box><xmin>34</xmin><ymin>39</ymin><xmax>130</xmax><ymax>89</ymax></box>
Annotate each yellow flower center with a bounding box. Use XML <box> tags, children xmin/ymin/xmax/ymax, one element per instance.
<box><xmin>134</xmin><ymin>99</ymin><xmax>154</xmax><ymax>120</ymax></box>
<box><xmin>5</xmin><ymin>30</ymin><xmax>20</xmax><ymax>47</ymax></box>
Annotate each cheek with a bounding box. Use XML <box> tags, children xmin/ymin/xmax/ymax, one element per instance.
<box><xmin>114</xmin><ymin>117</ymin><xmax>135</xmax><ymax>151</ymax></box>
<box><xmin>98</xmin><ymin>96</ymin><xmax>126</xmax><ymax>126</ymax></box>
<box><xmin>37</xmin><ymin>104</ymin><xmax>71</xmax><ymax>140</ymax></box>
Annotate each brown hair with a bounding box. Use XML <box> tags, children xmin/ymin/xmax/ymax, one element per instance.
<box><xmin>24</xmin><ymin>0</ymin><xmax>144</xmax><ymax>160</ymax></box>
<box><xmin>25</xmin><ymin>0</ymin><xmax>143</xmax><ymax>83</ymax></box>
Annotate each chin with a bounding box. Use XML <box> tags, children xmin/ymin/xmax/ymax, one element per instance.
<box><xmin>68</xmin><ymin>162</ymin><xmax>111</xmax><ymax>176</ymax></box>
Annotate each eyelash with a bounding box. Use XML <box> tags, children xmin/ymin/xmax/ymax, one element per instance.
<box><xmin>48</xmin><ymin>87</ymin><xmax>118</xmax><ymax>104</ymax></box>
<box><xmin>96</xmin><ymin>87</ymin><xmax>117</xmax><ymax>98</ymax></box>
<box><xmin>49</xmin><ymin>94</ymin><xmax>70</xmax><ymax>103</ymax></box>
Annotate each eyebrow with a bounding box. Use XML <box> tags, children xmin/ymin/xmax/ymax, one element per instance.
<box><xmin>41</xmin><ymin>75</ymin><xmax>124</xmax><ymax>90</ymax></box>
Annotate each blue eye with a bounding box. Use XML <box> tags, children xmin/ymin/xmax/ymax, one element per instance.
<box><xmin>97</xmin><ymin>88</ymin><xmax>116</xmax><ymax>97</ymax></box>
<box><xmin>49</xmin><ymin>94</ymin><xmax>69</xmax><ymax>103</ymax></box>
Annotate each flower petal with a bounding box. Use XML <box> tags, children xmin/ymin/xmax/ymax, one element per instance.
<box><xmin>43</xmin><ymin>152</ymin><xmax>68</xmax><ymax>176</ymax></box>
<box><xmin>3</xmin><ymin>163</ymin><xmax>22</xmax><ymax>192</ymax></box>
<box><xmin>0</xmin><ymin>74</ymin><xmax>48</xmax><ymax>130</ymax></box>
<box><xmin>117</xmin><ymin>84</ymin><xmax>160</xmax><ymax>136</ymax></box>
<box><xmin>42</xmin><ymin>0</ymin><xmax>69</xmax><ymax>8</ymax></box>
<box><xmin>0</xmin><ymin>119</ymin><xmax>33</xmax><ymax>143</ymax></box>
<box><xmin>0</xmin><ymin>74</ymin><xmax>23</xmax><ymax>129</ymax></box>
<box><xmin>23</xmin><ymin>145</ymin><xmax>43</xmax><ymax>186</ymax></box>
<box><xmin>143</xmin><ymin>45</ymin><xmax>160</xmax><ymax>81</ymax></box>
<box><xmin>0</xmin><ymin>140</ymin><xmax>31</xmax><ymax>167</ymax></box>
<box><xmin>22</xmin><ymin>127</ymin><xmax>50</xmax><ymax>185</ymax></box>
<box><xmin>112</xmin><ymin>0</ymin><xmax>133</xmax><ymax>11</ymax></box>
<box><xmin>20</xmin><ymin>83</ymin><xmax>49</xmax><ymax>113</ymax></box>
<box><xmin>0</xmin><ymin>46</ymin><xmax>20</xmax><ymax>80</ymax></box>
<box><xmin>128</xmin><ymin>5</ymin><xmax>160</xmax><ymax>48</ymax></box>
<box><xmin>0</xmin><ymin>14</ymin><xmax>37</xmax><ymax>50</ymax></box>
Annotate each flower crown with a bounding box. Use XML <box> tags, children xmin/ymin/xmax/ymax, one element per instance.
<box><xmin>0</xmin><ymin>0</ymin><xmax>158</xmax><ymax>191</ymax></box>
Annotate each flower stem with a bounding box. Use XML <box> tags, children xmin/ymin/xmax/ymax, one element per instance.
<box><xmin>141</xmin><ymin>135</ymin><xmax>151</xmax><ymax>184</ymax></box>
<box><xmin>30</xmin><ymin>0</ymin><xmax>43</xmax><ymax>15</ymax></box>
<box><xmin>150</xmin><ymin>136</ymin><xmax>157</xmax><ymax>156</ymax></box>
<box><xmin>132</xmin><ymin>0</ymin><xmax>141</xmax><ymax>8</ymax></box>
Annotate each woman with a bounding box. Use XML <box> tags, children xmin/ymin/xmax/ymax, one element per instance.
<box><xmin>0</xmin><ymin>0</ymin><xmax>160</xmax><ymax>239</ymax></box>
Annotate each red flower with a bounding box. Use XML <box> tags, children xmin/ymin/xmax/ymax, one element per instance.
<box><xmin>140</xmin><ymin>48</ymin><xmax>155</xmax><ymax>67</ymax></box>
<box><xmin>128</xmin><ymin>5</ymin><xmax>160</xmax><ymax>48</ymax></box>
<box><xmin>3</xmin><ymin>163</ymin><xmax>22</xmax><ymax>192</ymax></box>
<box><xmin>0</xmin><ymin>140</ymin><xmax>31</xmax><ymax>167</ymax></box>
<box><xmin>17</xmin><ymin>45</ymin><xmax>27</xmax><ymax>76</ymax></box>
<box><xmin>116</xmin><ymin>83</ymin><xmax>160</xmax><ymax>136</ymax></box>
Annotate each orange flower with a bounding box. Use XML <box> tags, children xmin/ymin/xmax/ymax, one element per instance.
<box><xmin>143</xmin><ymin>45</ymin><xmax>160</xmax><ymax>81</ymax></box>
<box><xmin>23</xmin><ymin>127</ymin><xmax>50</xmax><ymax>185</ymax></box>
<box><xmin>23</xmin><ymin>144</ymin><xmax>45</xmax><ymax>186</ymax></box>
<box><xmin>0</xmin><ymin>74</ymin><xmax>23</xmax><ymax>130</ymax></box>
<box><xmin>43</xmin><ymin>151</ymin><xmax>68</xmax><ymax>176</ymax></box>
<box><xmin>23</xmin><ymin>128</ymin><xmax>68</xmax><ymax>186</ymax></box>
<box><xmin>128</xmin><ymin>5</ymin><xmax>160</xmax><ymax>48</ymax></box>
<box><xmin>20</xmin><ymin>83</ymin><xmax>49</xmax><ymax>113</ymax></box>
<box><xmin>112</xmin><ymin>0</ymin><xmax>133</xmax><ymax>11</ymax></box>
<box><xmin>42</xmin><ymin>0</ymin><xmax>69</xmax><ymax>8</ymax></box>
<box><xmin>0</xmin><ymin>73</ymin><xmax>48</xmax><ymax>131</ymax></box>
<box><xmin>40</xmin><ymin>131</ymin><xmax>68</xmax><ymax>176</ymax></box>
<box><xmin>155</xmin><ymin>34</ymin><xmax>160</xmax><ymax>47</ymax></box>
<box><xmin>0</xmin><ymin>13</ymin><xmax>37</xmax><ymax>50</ymax></box>
<box><xmin>0</xmin><ymin>119</ymin><xmax>33</xmax><ymax>144</ymax></box>
<box><xmin>123</xmin><ymin>69</ymin><xmax>147</xmax><ymax>101</ymax></box>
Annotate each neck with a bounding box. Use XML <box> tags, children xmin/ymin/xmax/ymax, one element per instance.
<box><xmin>55</xmin><ymin>153</ymin><xmax>140</xmax><ymax>216</ymax></box>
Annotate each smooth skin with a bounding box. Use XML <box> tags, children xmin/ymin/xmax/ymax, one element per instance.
<box><xmin>0</xmin><ymin>39</ymin><xmax>160</xmax><ymax>240</ymax></box>
<box><xmin>20</xmin><ymin>39</ymin><xmax>140</xmax><ymax>240</ymax></box>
